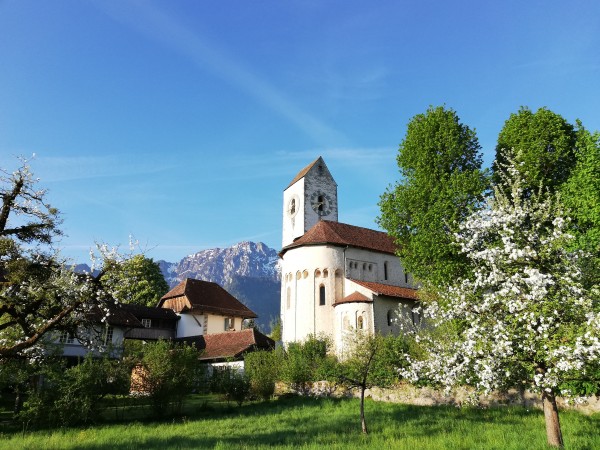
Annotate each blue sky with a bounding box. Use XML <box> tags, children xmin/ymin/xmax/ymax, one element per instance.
<box><xmin>1</xmin><ymin>0</ymin><xmax>599</xmax><ymax>263</ymax></box>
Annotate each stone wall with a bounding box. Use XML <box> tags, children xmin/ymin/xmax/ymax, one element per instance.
<box><xmin>280</xmin><ymin>381</ymin><xmax>600</xmax><ymax>415</ymax></box>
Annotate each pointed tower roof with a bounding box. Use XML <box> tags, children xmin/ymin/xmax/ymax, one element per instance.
<box><xmin>285</xmin><ymin>156</ymin><xmax>336</xmax><ymax>189</ymax></box>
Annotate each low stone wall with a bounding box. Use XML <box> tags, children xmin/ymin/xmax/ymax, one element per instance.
<box><xmin>280</xmin><ymin>382</ymin><xmax>600</xmax><ymax>415</ymax></box>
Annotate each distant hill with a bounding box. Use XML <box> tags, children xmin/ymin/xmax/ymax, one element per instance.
<box><xmin>157</xmin><ymin>242</ymin><xmax>281</xmax><ymax>332</ymax></box>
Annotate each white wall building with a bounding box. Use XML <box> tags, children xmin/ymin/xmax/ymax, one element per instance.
<box><xmin>280</xmin><ymin>157</ymin><xmax>419</xmax><ymax>353</ymax></box>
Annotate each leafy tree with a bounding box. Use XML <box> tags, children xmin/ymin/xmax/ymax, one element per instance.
<box><xmin>339</xmin><ymin>332</ymin><xmax>407</xmax><ymax>434</ymax></box>
<box><xmin>133</xmin><ymin>340</ymin><xmax>201</xmax><ymax>416</ymax></box>
<box><xmin>210</xmin><ymin>364</ymin><xmax>251</xmax><ymax>406</ymax></box>
<box><xmin>0</xmin><ymin>159</ymin><xmax>111</xmax><ymax>361</ymax></box>
<box><xmin>560</xmin><ymin>124</ymin><xmax>600</xmax><ymax>286</ymax></box>
<box><xmin>378</xmin><ymin>105</ymin><xmax>489</xmax><ymax>288</ymax></box>
<box><xmin>245</xmin><ymin>349</ymin><xmax>281</xmax><ymax>400</ymax></box>
<box><xmin>18</xmin><ymin>355</ymin><xmax>131</xmax><ymax>428</ymax></box>
<box><xmin>495</xmin><ymin>107</ymin><xmax>577</xmax><ymax>195</ymax></box>
<box><xmin>406</xmin><ymin>158</ymin><xmax>600</xmax><ymax>448</ymax></box>
<box><xmin>101</xmin><ymin>254</ymin><xmax>169</xmax><ymax>307</ymax></box>
<box><xmin>281</xmin><ymin>335</ymin><xmax>337</xmax><ymax>394</ymax></box>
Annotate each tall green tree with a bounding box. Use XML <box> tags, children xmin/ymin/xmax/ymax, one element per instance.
<box><xmin>378</xmin><ymin>106</ymin><xmax>489</xmax><ymax>288</ymax></box>
<box><xmin>494</xmin><ymin>107</ymin><xmax>577</xmax><ymax>194</ymax></box>
<box><xmin>101</xmin><ymin>254</ymin><xmax>169</xmax><ymax>307</ymax></box>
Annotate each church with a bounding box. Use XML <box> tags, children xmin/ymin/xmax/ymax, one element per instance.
<box><xmin>279</xmin><ymin>156</ymin><xmax>419</xmax><ymax>353</ymax></box>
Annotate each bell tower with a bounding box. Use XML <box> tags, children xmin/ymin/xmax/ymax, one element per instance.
<box><xmin>282</xmin><ymin>156</ymin><xmax>338</xmax><ymax>248</ymax></box>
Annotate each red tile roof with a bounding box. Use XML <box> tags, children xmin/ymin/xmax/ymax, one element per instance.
<box><xmin>159</xmin><ymin>278</ymin><xmax>258</xmax><ymax>318</ymax></box>
<box><xmin>178</xmin><ymin>328</ymin><xmax>275</xmax><ymax>360</ymax></box>
<box><xmin>280</xmin><ymin>220</ymin><xmax>397</xmax><ymax>256</ymax></box>
<box><xmin>349</xmin><ymin>279</ymin><xmax>418</xmax><ymax>300</ymax></box>
<box><xmin>286</xmin><ymin>156</ymin><xmax>321</xmax><ymax>189</ymax></box>
<box><xmin>333</xmin><ymin>291</ymin><xmax>372</xmax><ymax>306</ymax></box>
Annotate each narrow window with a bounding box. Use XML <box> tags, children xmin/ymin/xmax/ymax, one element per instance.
<box><xmin>103</xmin><ymin>326</ymin><xmax>114</xmax><ymax>345</ymax></box>
<box><xmin>290</xmin><ymin>198</ymin><xmax>296</xmax><ymax>215</ymax></box>
<box><xmin>286</xmin><ymin>287</ymin><xmax>291</xmax><ymax>309</ymax></box>
<box><xmin>317</xmin><ymin>195</ymin><xmax>324</xmax><ymax>212</ymax></box>
<box><xmin>319</xmin><ymin>285</ymin><xmax>326</xmax><ymax>305</ymax></box>
<box><xmin>411</xmin><ymin>305</ymin><xmax>421</xmax><ymax>326</ymax></box>
<box><xmin>405</xmin><ymin>272</ymin><xmax>409</xmax><ymax>284</ymax></box>
<box><xmin>357</xmin><ymin>315</ymin><xmax>364</xmax><ymax>330</ymax></box>
<box><xmin>387</xmin><ymin>310</ymin><xmax>394</xmax><ymax>326</ymax></box>
<box><xmin>384</xmin><ymin>262</ymin><xmax>388</xmax><ymax>280</ymax></box>
<box><xmin>323</xmin><ymin>269</ymin><xmax>329</xmax><ymax>278</ymax></box>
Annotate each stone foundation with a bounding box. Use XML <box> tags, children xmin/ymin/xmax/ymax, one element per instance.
<box><xmin>278</xmin><ymin>382</ymin><xmax>600</xmax><ymax>415</ymax></box>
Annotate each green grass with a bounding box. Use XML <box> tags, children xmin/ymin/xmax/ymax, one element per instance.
<box><xmin>0</xmin><ymin>396</ymin><xmax>598</xmax><ymax>449</ymax></box>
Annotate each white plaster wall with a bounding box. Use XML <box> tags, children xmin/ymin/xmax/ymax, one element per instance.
<box><xmin>282</xmin><ymin>179</ymin><xmax>306</xmax><ymax>247</ymax></box>
<box><xmin>333</xmin><ymin>301</ymin><xmax>374</xmax><ymax>356</ymax></box>
<box><xmin>280</xmin><ymin>245</ymin><xmax>344</xmax><ymax>344</ymax></box>
<box><xmin>206</xmin><ymin>314</ymin><xmax>240</xmax><ymax>334</ymax></box>
<box><xmin>176</xmin><ymin>313</ymin><xmax>205</xmax><ymax>337</ymax></box>
<box><xmin>372</xmin><ymin>296</ymin><xmax>416</xmax><ymax>335</ymax></box>
<box><xmin>344</xmin><ymin>247</ymin><xmax>412</xmax><ymax>288</ymax></box>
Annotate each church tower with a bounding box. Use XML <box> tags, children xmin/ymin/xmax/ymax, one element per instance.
<box><xmin>282</xmin><ymin>156</ymin><xmax>338</xmax><ymax>247</ymax></box>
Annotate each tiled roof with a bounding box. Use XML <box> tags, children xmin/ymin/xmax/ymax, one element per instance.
<box><xmin>280</xmin><ymin>220</ymin><xmax>397</xmax><ymax>256</ymax></box>
<box><xmin>159</xmin><ymin>278</ymin><xmax>258</xmax><ymax>318</ymax></box>
<box><xmin>349</xmin><ymin>279</ymin><xmax>418</xmax><ymax>300</ymax></box>
<box><xmin>120</xmin><ymin>303</ymin><xmax>179</xmax><ymax>321</ymax></box>
<box><xmin>87</xmin><ymin>304</ymin><xmax>143</xmax><ymax>328</ymax></box>
<box><xmin>333</xmin><ymin>291</ymin><xmax>372</xmax><ymax>306</ymax></box>
<box><xmin>286</xmin><ymin>156</ymin><xmax>321</xmax><ymax>189</ymax></box>
<box><xmin>177</xmin><ymin>328</ymin><xmax>275</xmax><ymax>360</ymax></box>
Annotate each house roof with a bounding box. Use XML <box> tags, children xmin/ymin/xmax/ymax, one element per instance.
<box><xmin>177</xmin><ymin>328</ymin><xmax>275</xmax><ymax>361</ymax></box>
<box><xmin>333</xmin><ymin>291</ymin><xmax>372</xmax><ymax>306</ymax></box>
<box><xmin>120</xmin><ymin>303</ymin><xmax>179</xmax><ymax>321</ymax></box>
<box><xmin>280</xmin><ymin>220</ymin><xmax>397</xmax><ymax>256</ymax></box>
<box><xmin>159</xmin><ymin>278</ymin><xmax>258</xmax><ymax>318</ymax></box>
<box><xmin>349</xmin><ymin>279</ymin><xmax>418</xmax><ymax>300</ymax></box>
<box><xmin>87</xmin><ymin>304</ymin><xmax>143</xmax><ymax>328</ymax></box>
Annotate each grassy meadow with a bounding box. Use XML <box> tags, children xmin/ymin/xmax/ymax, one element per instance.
<box><xmin>1</xmin><ymin>395</ymin><xmax>599</xmax><ymax>450</ymax></box>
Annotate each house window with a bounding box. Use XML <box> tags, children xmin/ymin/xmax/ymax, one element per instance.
<box><xmin>317</xmin><ymin>195</ymin><xmax>324</xmax><ymax>212</ymax></box>
<box><xmin>224</xmin><ymin>317</ymin><xmax>234</xmax><ymax>330</ymax></box>
<box><xmin>319</xmin><ymin>285</ymin><xmax>326</xmax><ymax>306</ymax></box>
<box><xmin>387</xmin><ymin>310</ymin><xmax>394</xmax><ymax>326</ymax></box>
<box><xmin>290</xmin><ymin>198</ymin><xmax>296</xmax><ymax>215</ymax></box>
<box><xmin>59</xmin><ymin>330</ymin><xmax>75</xmax><ymax>344</ymax></box>
<box><xmin>384</xmin><ymin>262</ymin><xmax>388</xmax><ymax>280</ymax></box>
<box><xmin>405</xmin><ymin>272</ymin><xmax>409</xmax><ymax>284</ymax></box>
<box><xmin>103</xmin><ymin>326</ymin><xmax>114</xmax><ymax>345</ymax></box>
<box><xmin>411</xmin><ymin>307</ymin><xmax>421</xmax><ymax>327</ymax></box>
<box><xmin>141</xmin><ymin>318</ymin><xmax>151</xmax><ymax>328</ymax></box>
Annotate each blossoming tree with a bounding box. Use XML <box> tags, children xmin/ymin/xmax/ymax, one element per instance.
<box><xmin>405</xmin><ymin>161</ymin><xmax>600</xmax><ymax>448</ymax></box>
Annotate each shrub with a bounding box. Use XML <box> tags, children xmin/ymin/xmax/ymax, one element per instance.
<box><xmin>245</xmin><ymin>350</ymin><xmax>280</xmax><ymax>400</ymax></box>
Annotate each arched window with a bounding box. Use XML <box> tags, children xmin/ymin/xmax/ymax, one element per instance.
<box><xmin>317</xmin><ymin>195</ymin><xmax>324</xmax><ymax>212</ymax></box>
<box><xmin>357</xmin><ymin>315</ymin><xmax>364</xmax><ymax>330</ymax></box>
<box><xmin>387</xmin><ymin>309</ymin><xmax>394</xmax><ymax>326</ymax></box>
<box><xmin>296</xmin><ymin>271</ymin><xmax>301</xmax><ymax>280</ymax></box>
<box><xmin>286</xmin><ymin>287</ymin><xmax>291</xmax><ymax>309</ymax></box>
<box><xmin>323</xmin><ymin>269</ymin><xmax>329</xmax><ymax>278</ymax></box>
<box><xmin>343</xmin><ymin>314</ymin><xmax>351</xmax><ymax>330</ymax></box>
<box><xmin>384</xmin><ymin>261</ymin><xmax>388</xmax><ymax>280</ymax></box>
<box><xmin>319</xmin><ymin>285</ymin><xmax>326</xmax><ymax>305</ymax></box>
<box><xmin>315</xmin><ymin>269</ymin><xmax>321</xmax><ymax>278</ymax></box>
<box><xmin>290</xmin><ymin>198</ymin><xmax>296</xmax><ymax>215</ymax></box>
<box><xmin>303</xmin><ymin>270</ymin><xmax>308</xmax><ymax>279</ymax></box>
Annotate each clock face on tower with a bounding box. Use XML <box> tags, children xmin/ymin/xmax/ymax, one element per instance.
<box><xmin>310</xmin><ymin>191</ymin><xmax>333</xmax><ymax>216</ymax></box>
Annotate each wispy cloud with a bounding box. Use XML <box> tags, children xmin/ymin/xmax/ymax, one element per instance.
<box><xmin>94</xmin><ymin>0</ymin><xmax>347</xmax><ymax>147</ymax></box>
<box><xmin>34</xmin><ymin>154</ymin><xmax>176</xmax><ymax>183</ymax></box>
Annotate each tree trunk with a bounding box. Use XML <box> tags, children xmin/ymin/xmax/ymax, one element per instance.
<box><xmin>542</xmin><ymin>390</ymin><xmax>564</xmax><ymax>448</ymax></box>
<box><xmin>360</xmin><ymin>385</ymin><xmax>368</xmax><ymax>434</ymax></box>
<box><xmin>13</xmin><ymin>385</ymin><xmax>22</xmax><ymax>415</ymax></box>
